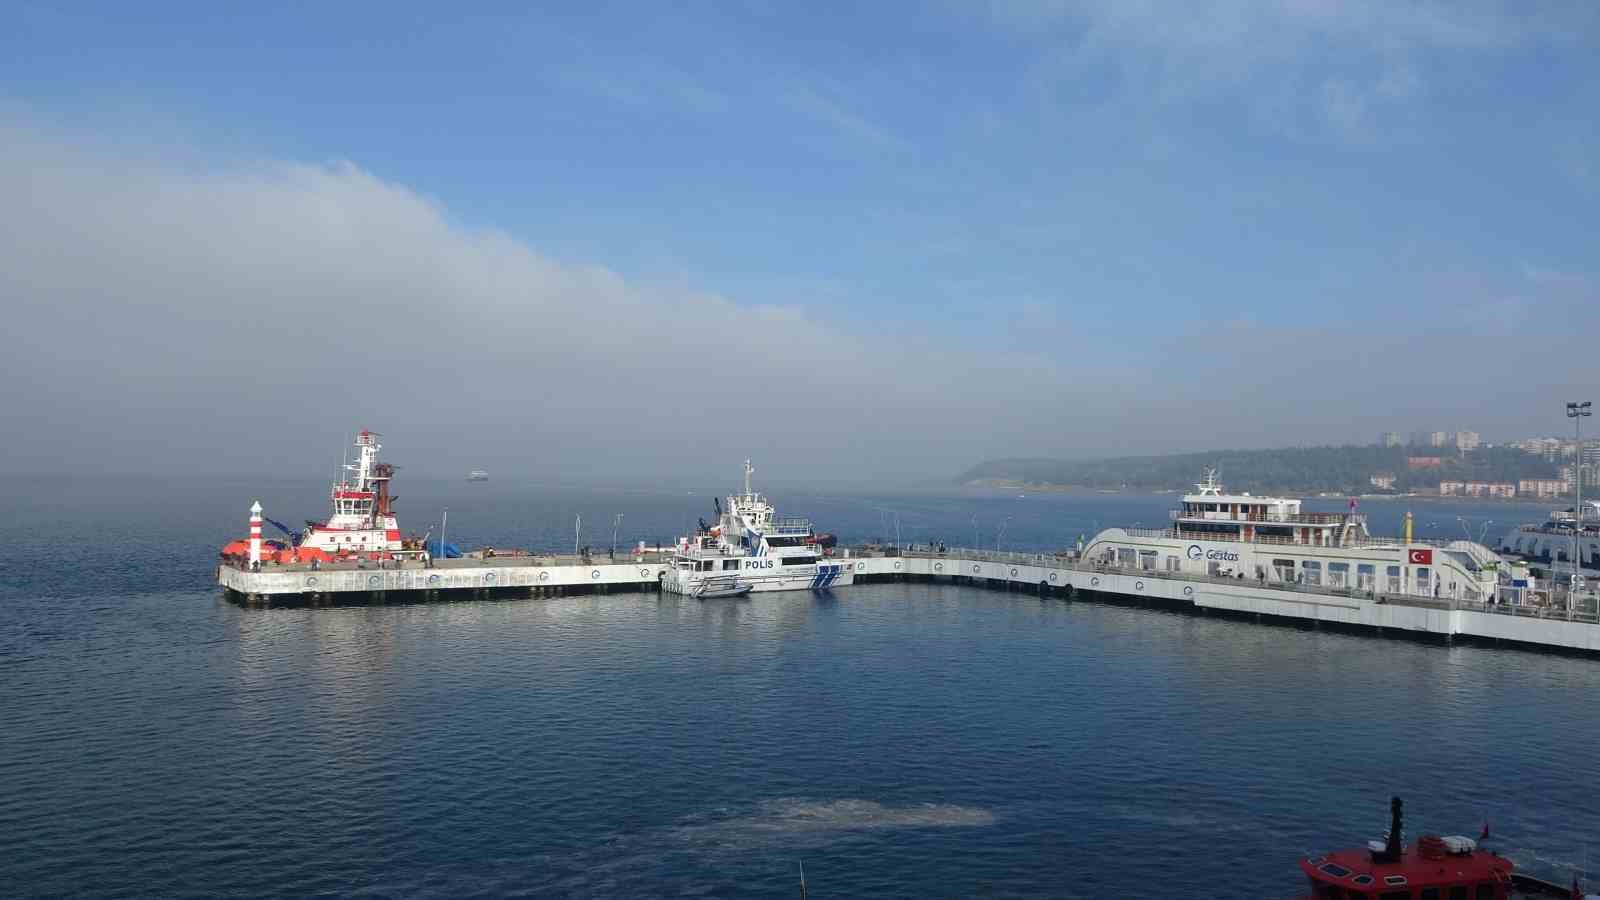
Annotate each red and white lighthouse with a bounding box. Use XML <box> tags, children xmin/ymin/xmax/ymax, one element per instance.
<box><xmin>249</xmin><ymin>500</ymin><xmax>263</xmax><ymax>566</ymax></box>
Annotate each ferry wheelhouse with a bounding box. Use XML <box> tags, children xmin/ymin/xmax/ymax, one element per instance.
<box><xmin>1497</xmin><ymin>501</ymin><xmax>1600</xmax><ymax>575</ymax></box>
<box><xmin>662</xmin><ymin>461</ymin><xmax>852</xmax><ymax>597</ymax></box>
<box><xmin>1082</xmin><ymin>470</ymin><xmax>1503</xmax><ymax>602</ymax></box>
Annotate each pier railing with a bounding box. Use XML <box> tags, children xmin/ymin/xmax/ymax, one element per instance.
<box><xmin>890</xmin><ymin>546</ymin><xmax>1600</xmax><ymax>622</ymax></box>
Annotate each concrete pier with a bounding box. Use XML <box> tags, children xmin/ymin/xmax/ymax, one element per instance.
<box><xmin>218</xmin><ymin>548</ymin><xmax>1600</xmax><ymax>656</ymax></box>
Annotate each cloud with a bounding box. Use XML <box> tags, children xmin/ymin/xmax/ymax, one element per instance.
<box><xmin>983</xmin><ymin>1</ymin><xmax>1598</xmax><ymax>145</ymax></box>
<box><xmin>0</xmin><ymin>107</ymin><xmax>1080</xmax><ymax>481</ymax></box>
<box><xmin>780</xmin><ymin>81</ymin><xmax>907</xmax><ymax>151</ymax></box>
<box><xmin>1</xmin><ymin>104</ymin><xmax>1595</xmax><ymax>482</ymax></box>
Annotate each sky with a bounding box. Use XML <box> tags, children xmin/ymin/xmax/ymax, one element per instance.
<box><xmin>2</xmin><ymin>2</ymin><xmax>1598</xmax><ymax>485</ymax></box>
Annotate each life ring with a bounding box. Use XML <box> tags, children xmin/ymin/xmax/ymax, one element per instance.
<box><xmin>972</xmin><ymin>564</ymin><xmax>981</xmax><ymax>574</ymax></box>
<box><xmin>893</xmin><ymin>561</ymin><xmax>902</xmax><ymax>570</ymax></box>
<box><xmin>305</xmin><ymin>575</ymin><xmax>318</xmax><ymax>588</ymax></box>
<box><xmin>640</xmin><ymin>568</ymin><xmax>650</xmax><ymax>578</ymax></box>
<box><xmin>934</xmin><ymin>562</ymin><xmax>943</xmax><ymax>572</ymax></box>
<box><xmin>1090</xmin><ymin>577</ymin><xmax>1100</xmax><ymax>587</ymax></box>
<box><xmin>539</xmin><ymin>571</ymin><xmax>549</xmax><ymax>582</ymax></box>
<box><xmin>1048</xmin><ymin>572</ymin><xmax>1058</xmax><ymax>583</ymax></box>
<box><xmin>1135</xmin><ymin>580</ymin><xmax>1145</xmax><ymax>591</ymax></box>
<box><xmin>591</xmin><ymin>570</ymin><xmax>601</xmax><ymax>579</ymax></box>
<box><xmin>428</xmin><ymin>574</ymin><xmax>441</xmax><ymax>586</ymax></box>
<box><xmin>857</xmin><ymin>561</ymin><xmax>866</xmax><ymax>571</ymax></box>
<box><xmin>368</xmin><ymin>575</ymin><xmax>380</xmax><ymax>588</ymax></box>
<box><xmin>484</xmin><ymin>573</ymin><xmax>495</xmax><ymax>585</ymax></box>
<box><xmin>1183</xmin><ymin>586</ymin><xmax>1194</xmax><ymax>597</ymax></box>
<box><xmin>1010</xmin><ymin>568</ymin><xmax>1018</xmax><ymax>577</ymax></box>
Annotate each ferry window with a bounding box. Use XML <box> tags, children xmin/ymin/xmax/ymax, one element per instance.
<box><xmin>1302</xmin><ymin>561</ymin><xmax>1322</xmax><ymax>585</ymax></box>
<box><xmin>722</xmin><ymin>560</ymin><xmax>739</xmax><ymax>570</ymax></box>
<box><xmin>1448</xmin><ymin>887</ymin><xmax>1467</xmax><ymax>900</ymax></box>
<box><xmin>1381</xmin><ymin>893</ymin><xmax>1409</xmax><ymax>900</ymax></box>
<box><xmin>1419</xmin><ymin>889</ymin><xmax>1440</xmax><ymax>900</ymax></box>
<box><xmin>1273</xmin><ymin>559</ymin><xmax>1295</xmax><ymax>580</ymax></box>
<box><xmin>1138</xmin><ymin>550</ymin><xmax>1157</xmax><ymax>571</ymax></box>
<box><xmin>1328</xmin><ymin>562</ymin><xmax>1349</xmax><ymax>587</ymax></box>
<box><xmin>780</xmin><ymin>557</ymin><xmax>811</xmax><ymax>567</ymax></box>
<box><xmin>1474</xmin><ymin>885</ymin><xmax>1494</xmax><ymax>900</ymax></box>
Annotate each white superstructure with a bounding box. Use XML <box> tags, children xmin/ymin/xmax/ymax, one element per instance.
<box><xmin>297</xmin><ymin>430</ymin><xmax>402</xmax><ymax>557</ymax></box>
<box><xmin>661</xmin><ymin>461</ymin><xmax>853</xmax><ymax>596</ymax></box>
<box><xmin>1082</xmin><ymin>469</ymin><xmax>1506</xmax><ymax>602</ymax></box>
<box><xmin>1498</xmin><ymin>501</ymin><xmax>1600</xmax><ymax>574</ymax></box>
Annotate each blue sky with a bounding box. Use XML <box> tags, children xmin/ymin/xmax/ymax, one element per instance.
<box><xmin>2</xmin><ymin>3</ymin><xmax>1598</xmax><ymax>480</ymax></box>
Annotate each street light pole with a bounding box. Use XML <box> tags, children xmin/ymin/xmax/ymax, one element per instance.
<box><xmin>1568</xmin><ymin>401</ymin><xmax>1592</xmax><ymax>612</ymax></box>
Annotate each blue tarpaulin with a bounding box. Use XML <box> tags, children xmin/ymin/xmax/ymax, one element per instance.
<box><xmin>426</xmin><ymin>540</ymin><xmax>462</xmax><ymax>559</ymax></box>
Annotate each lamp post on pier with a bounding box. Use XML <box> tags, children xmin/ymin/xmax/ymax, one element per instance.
<box><xmin>1567</xmin><ymin>401</ymin><xmax>1592</xmax><ymax>615</ymax></box>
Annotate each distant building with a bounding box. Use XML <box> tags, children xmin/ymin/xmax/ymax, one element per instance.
<box><xmin>1370</xmin><ymin>473</ymin><xmax>1397</xmax><ymax>490</ymax></box>
<box><xmin>1520</xmin><ymin>479</ymin><xmax>1568</xmax><ymax>499</ymax></box>
<box><xmin>1514</xmin><ymin>437</ymin><xmax>1570</xmax><ymax>459</ymax></box>
<box><xmin>1407</xmin><ymin>456</ymin><xmax>1443</xmax><ymax>469</ymax></box>
<box><xmin>1380</xmin><ymin>432</ymin><xmax>1402</xmax><ymax>448</ymax></box>
<box><xmin>1443</xmin><ymin>481</ymin><xmax>1516</xmax><ymax>498</ymax></box>
<box><xmin>1454</xmin><ymin>431</ymin><xmax>1480</xmax><ymax>451</ymax></box>
<box><xmin>1564</xmin><ymin>463</ymin><xmax>1600</xmax><ymax>490</ymax></box>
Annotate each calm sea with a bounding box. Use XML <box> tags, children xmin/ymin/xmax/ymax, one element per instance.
<box><xmin>1</xmin><ymin>477</ymin><xmax>1596</xmax><ymax>897</ymax></box>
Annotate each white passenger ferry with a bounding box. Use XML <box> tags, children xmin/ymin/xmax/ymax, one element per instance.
<box><xmin>1082</xmin><ymin>469</ymin><xmax>1505</xmax><ymax>601</ymax></box>
<box><xmin>662</xmin><ymin>461</ymin><xmax>852</xmax><ymax>597</ymax></box>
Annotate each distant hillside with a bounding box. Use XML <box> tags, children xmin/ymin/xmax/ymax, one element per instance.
<box><xmin>960</xmin><ymin>446</ymin><xmax>1559</xmax><ymax>494</ymax></box>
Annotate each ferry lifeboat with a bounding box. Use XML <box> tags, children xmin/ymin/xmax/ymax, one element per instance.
<box><xmin>1299</xmin><ymin>797</ymin><xmax>1589</xmax><ymax>899</ymax></box>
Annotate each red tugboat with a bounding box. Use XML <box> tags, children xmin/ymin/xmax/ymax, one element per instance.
<box><xmin>221</xmin><ymin>429</ymin><xmax>418</xmax><ymax>566</ymax></box>
<box><xmin>1299</xmin><ymin>797</ymin><xmax>1589</xmax><ymax>899</ymax></box>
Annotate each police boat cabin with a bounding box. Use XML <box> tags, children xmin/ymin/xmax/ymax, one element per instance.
<box><xmin>1081</xmin><ymin>469</ymin><xmax>1503</xmax><ymax>602</ymax></box>
<box><xmin>662</xmin><ymin>461</ymin><xmax>852</xmax><ymax>597</ymax></box>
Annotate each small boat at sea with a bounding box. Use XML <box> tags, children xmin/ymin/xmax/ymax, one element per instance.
<box><xmin>1298</xmin><ymin>797</ymin><xmax>1591</xmax><ymax>898</ymax></box>
<box><xmin>467</xmin><ymin>470</ymin><xmax>489</xmax><ymax>482</ymax></box>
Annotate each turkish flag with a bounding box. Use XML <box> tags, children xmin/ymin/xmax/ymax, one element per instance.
<box><xmin>1409</xmin><ymin>549</ymin><xmax>1433</xmax><ymax>565</ymax></box>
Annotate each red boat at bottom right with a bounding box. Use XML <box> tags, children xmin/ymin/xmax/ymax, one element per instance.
<box><xmin>1300</xmin><ymin>797</ymin><xmax>1593</xmax><ymax>899</ymax></box>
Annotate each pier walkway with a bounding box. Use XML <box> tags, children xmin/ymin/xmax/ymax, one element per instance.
<box><xmin>218</xmin><ymin>547</ymin><xmax>1600</xmax><ymax>656</ymax></box>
